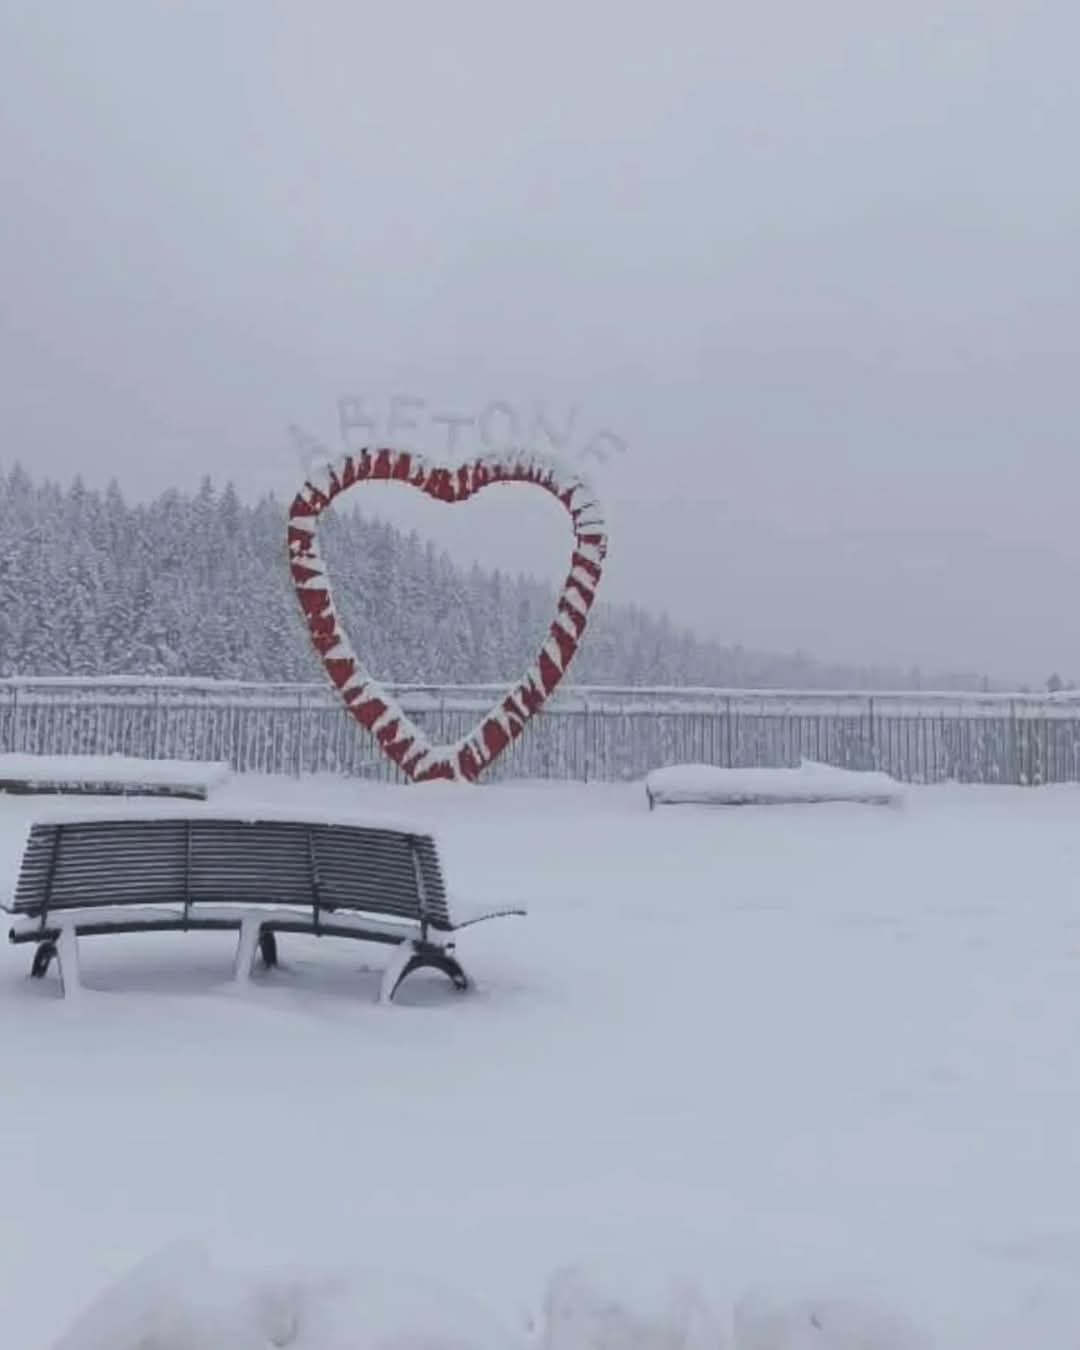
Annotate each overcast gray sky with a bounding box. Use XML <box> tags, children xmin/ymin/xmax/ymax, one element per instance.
<box><xmin>1</xmin><ymin>0</ymin><xmax>1077</xmax><ymax>682</ymax></box>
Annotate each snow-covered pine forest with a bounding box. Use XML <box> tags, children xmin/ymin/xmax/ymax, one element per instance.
<box><xmin>0</xmin><ymin>465</ymin><xmax>985</xmax><ymax>689</ymax></box>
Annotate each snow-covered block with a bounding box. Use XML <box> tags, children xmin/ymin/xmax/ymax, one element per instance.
<box><xmin>645</xmin><ymin>760</ymin><xmax>905</xmax><ymax>809</ymax></box>
<box><xmin>0</xmin><ymin>754</ymin><xmax>232</xmax><ymax>801</ymax></box>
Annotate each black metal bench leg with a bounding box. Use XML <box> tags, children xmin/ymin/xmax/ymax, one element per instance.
<box><xmin>258</xmin><ymin>929</ymin><xmax>278</xmax><ymax>969</ymax></box>
<box><xmin>31</xmin><ymin>940</ymin><xmax>57</xmax><ymax>979</ymax></box>
<box><xmin>419</xmin><ymin>947</ymin><xmax>469</xmax><ymax>992</ymax></box>
<box><xmin>380</xmin><ymin>942</ymin><xmax>470</xmax><ymax>1003</ymax></box>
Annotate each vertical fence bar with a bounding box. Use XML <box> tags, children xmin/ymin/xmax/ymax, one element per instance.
<box><xmin>10</xmin><ymin>684</ymin><xmax>20</xmax><ymax>754</ymax></box>
<box><xmin>866</xmin><ymin>696</ymin><xmax>875</xmax><ymax>770</ymax></box>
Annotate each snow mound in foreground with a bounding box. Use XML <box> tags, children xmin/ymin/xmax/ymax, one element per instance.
<box><xmin>50</xmin><ymin>1243</ymin><xmax>510</xmax><ymax>1350</ymax></box>
<box><xmin>57</xmin><ymin>1244</ymin><xmax>1080</xmax><ymax>1349</ymax></box>
<box><xmin>730</xmin><ymin>1287</ymin><xmax>929</xmax><ymax>1349</ymax></box>
<box><xmin>51</xmin><ymin>1246</ymin><xmax>943</xmax><ymax>1349</ymax></box>
<box><xmin>537</xmin><ymin>1268</ymin><xmax>930</xmax><ymax>1349</ymax></box>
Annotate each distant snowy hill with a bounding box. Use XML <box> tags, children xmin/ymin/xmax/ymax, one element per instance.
<box><xmin>0</xmin><ymin>465</ymin><xmax>989</xmax><ymax>689</ymax></box>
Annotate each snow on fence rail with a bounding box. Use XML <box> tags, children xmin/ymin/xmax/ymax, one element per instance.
<box><xmin>1</xmin><ymin>677</ymin><xmax>1079</xmax><ymax>784</ymax></box>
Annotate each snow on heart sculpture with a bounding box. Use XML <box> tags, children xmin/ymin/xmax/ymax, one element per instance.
<box><xmin>287</xmin><ymin>448</ymin><xmax>608</xmax><ymax>783</ymax></box>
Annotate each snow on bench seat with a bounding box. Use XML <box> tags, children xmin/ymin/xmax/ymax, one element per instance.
<box><xmin>645</xmin><ymin>760</ymin><xmax>905</xmax><ymax>809</ymax></box>
<box><xmin>19</xmin><ymin>798</ymin><xmax>440</xmax><ymax>839</ymax></box>
<box><xmin>0</xmin><ymin>754</ymin><xmax>232</xmax><ymax>801</ymax></box>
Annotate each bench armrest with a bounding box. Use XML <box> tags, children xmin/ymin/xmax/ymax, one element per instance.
<box><xmin>445</xmin><ymin>896</ymin><xmax>527</xmax><ymax>930</ymax></box>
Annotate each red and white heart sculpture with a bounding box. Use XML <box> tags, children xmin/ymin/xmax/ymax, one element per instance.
<box><xmin>287</xmin><ymin>448</ymin><xmax>607</xmax><ymax>782</ymax></box>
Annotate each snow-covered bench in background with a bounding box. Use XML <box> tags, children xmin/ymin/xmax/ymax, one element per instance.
<box><xmin>0</xmin><ymin>753</ymin><xmax>231</xmax><ymax>801</ymax></box>
<box><xmin>645</xmin><ymin>761</ymin><xmax>905</xmax><ymax>810</ymax></box>
<box><xmin>2</xmin><ymin>807</ymin><xmax>524</xmax><ymax>1001</ymax></box>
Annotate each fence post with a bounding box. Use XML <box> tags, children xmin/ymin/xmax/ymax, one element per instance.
<box><xmin>151</xmin><ymin>687</ymin><xmax>162</xmax><ymax>760</ymax></box>
<box><xmin>294</xmin><ymin>690</ymin><xmax>305</xmax><ymax>779</ymax></box>
<box><xmin>582</xmin><ymin>697</ymin><xmax>590</xmax><ymax>784</ymax></box>
<box><xmin>866</xmin><ymin>696</ymin><xmax>875</xmax><ymax>770</ymax></box>
<box><xmin>10</xmin><ymin>684</ymin><xmax>20</xmax><ymax>754</ymax></box>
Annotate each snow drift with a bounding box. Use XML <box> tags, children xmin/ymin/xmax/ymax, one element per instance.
<box><xmin>50</xmin><ymin>1246</ymin><xmax>935</xmax><ymax>1350</ymax></box>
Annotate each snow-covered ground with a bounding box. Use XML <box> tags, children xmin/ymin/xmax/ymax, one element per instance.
<box><xmin>5</xmin><ymin>774</ymin><xmax>1080</xmax><ymax>1346</ymax></box>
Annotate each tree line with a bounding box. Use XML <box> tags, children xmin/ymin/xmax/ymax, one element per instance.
<box><xmin>0</xmin><ymin>464</ymin><xmax>992</xmax><ymax>690</ymax></box>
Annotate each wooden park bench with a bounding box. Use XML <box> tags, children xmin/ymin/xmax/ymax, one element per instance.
<box><xmin>1</xmin><ymin>808</ymin><xmax>524</xmax><ymax>1002</ymax></box>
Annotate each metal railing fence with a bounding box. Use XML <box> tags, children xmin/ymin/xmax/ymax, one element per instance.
<box><xmin>2</xmin><ymin>677</ymin><xmax>1078</xmax><ymax>785</ymax></box>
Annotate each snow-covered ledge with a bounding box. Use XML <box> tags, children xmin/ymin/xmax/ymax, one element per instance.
<box><xmin>0</xmin><ymin>753</ymin><xmax>231</xmax><ymax>801</ymax></box>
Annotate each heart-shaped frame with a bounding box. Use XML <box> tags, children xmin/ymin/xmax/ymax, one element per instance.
<box><xmin>287</xmin><ymin>448</ymin><xmax>607</xmax><ymax>782</ymax></box>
